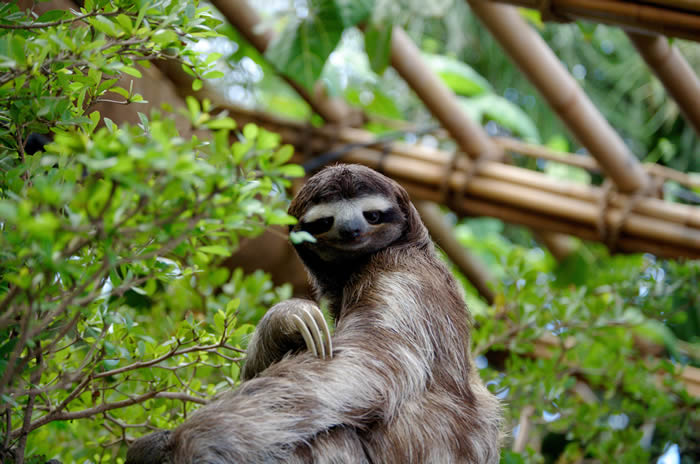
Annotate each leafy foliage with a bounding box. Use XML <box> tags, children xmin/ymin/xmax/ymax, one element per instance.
<box><xmin>0</xmin><ymin>0</ymin><xmax>221</xmax><ymax>159</ymax></box>
<box><xmin>456</xmin><ymin>219</ymin><xmax>699</xmax><ymax>462</ymax></box>
<box><xmin>0</xmin><ymin>2</ymin><xmax>302</xmax><ymax>462</ymax></box>
<box><xmin>1</xmin><ymin>0</ymin><xmax>698</xmax><ymax>463</ymax></box>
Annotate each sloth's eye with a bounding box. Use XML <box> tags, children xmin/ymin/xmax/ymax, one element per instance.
<box><xmin>303</xmin><ymin>217</ymin><xmax>334</xmax><ymax>235</ymax></box>
<box><xmin>363</xmin><ymin>210</ymin><xmax>382</xmax><ymax>225</ymax></box>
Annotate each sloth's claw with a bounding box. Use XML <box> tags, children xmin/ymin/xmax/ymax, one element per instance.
<box><xmin>291</xmin><ymin>306</ymin><xmax>333</xmax><ymax>360</ymax></box>
<box><xmin>292</xmin><ymin>313</ymin><xmax>318</xmax><ymax>357</ymax></box>
<box><xmin>311</xmin><ymin>305</ymin><xmax>333</xmax><ymax>360</ymax></box>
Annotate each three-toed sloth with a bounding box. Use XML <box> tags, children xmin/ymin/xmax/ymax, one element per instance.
<box><xmin>127</xmin><ymin>164</ymin><xmax>502</xmax><ymax>463</ymax></box>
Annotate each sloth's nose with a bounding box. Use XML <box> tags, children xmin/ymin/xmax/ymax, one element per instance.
<box><xmin>338</xmin><ymin>218</ymin><xmax>367</xmax><ymax>240</ymax></box>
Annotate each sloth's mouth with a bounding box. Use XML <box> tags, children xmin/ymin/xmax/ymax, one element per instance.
<box><xmin>329</xmin><ymin>236</ymin><xmax>370</xmax><ymax>250</ymax></box>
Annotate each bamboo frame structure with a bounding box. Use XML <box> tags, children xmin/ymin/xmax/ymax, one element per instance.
<box><xmin>224</xmin><ymin>105</ymin><xmax>700</xmax><ymax>260</ymax></box>
<box><xmin>467</xmin><ymin>0</ymin><xmax>650</xmax><ymax>194</ymax></box>
<box><xmin>627</xmin><ymin>31</ymin><xmax>700</xmax><ymax>137</ymax></box>
<box><xmin>390</xmin><ymin>27</ymin><xmax>500</xmax><ymax>160</ymax></box>
<box><xmin>489</xmin><ymin>0</ymin><xmax>700</xmax><ymax>42</ymax></box>
<box><xmin>388</xmin><ymin>25</ymin><xmax>574</xmax><ymax>258</ymax></box>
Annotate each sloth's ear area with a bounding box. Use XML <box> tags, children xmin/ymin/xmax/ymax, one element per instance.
<box><xmin>388</xmin><ymin>180</ymin><xmax>429</xmax><ymax>246</ymax></box>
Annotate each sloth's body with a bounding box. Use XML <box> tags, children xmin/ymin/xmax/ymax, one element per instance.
<box><xmin>127</xmin><ymin>164</ymin><xmax>502</xmax><ymax>464</ymax></box>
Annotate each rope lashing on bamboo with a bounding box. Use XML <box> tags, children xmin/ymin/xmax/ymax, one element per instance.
<box><xmin>596</xmin><ymin>175</ymin><xmax>665</xmax><ymax>252</ymax></box>
<box><xmin>536</xmin><ymin>0</ymin><xmax>571</xmax><ymax>22</ymax></box>
<box><xmin>441</xmin><ymin>152</ymin><xmax>488</xmax><ymax>213</ymax></box>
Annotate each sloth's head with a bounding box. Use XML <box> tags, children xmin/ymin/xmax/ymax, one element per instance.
<box><xmin>288</xmin><ymin>164</ymin><xmax>428</xmax><ymax>264</ymax></box>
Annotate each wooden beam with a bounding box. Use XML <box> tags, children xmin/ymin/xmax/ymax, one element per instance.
<box><xmin>627</xmin><ymin>31</ymin><xmax>700</xmax><ymax>138</ymax></box>
<box><xmin>223</xmin><ymin>105</ymin><xmax>700</xmax><ymax>259</ymax></box>
<box><xmin>488</xmin><ymin>0</ymin><xmax>700</xmax><ymax>42</ymax></box>
<box><xmin>466</xmin><ymin>0</ymin><xmax>649</xmax><ymax>194</ymax></box>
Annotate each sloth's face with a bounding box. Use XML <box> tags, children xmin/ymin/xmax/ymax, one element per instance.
<box><xmin>293</xmin><ymin>194</ymin><xmax>405</xmax><ymax>262</ymax></box>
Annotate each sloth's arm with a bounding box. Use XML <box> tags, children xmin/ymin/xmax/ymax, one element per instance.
<box><xmin>169</xmin><ymin>310</ymin><xmax>429</xmax><ymax>463</ymax></box>
<box><xmin>241</xmin><ymin>299</ymin><xmax>333</xmax><ymax>381</ymax></box>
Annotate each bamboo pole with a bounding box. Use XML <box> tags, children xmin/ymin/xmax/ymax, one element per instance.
<box><xmin>633</xmin><ymin>0</ymin><xmax>700</xmax><ymax>13</ymax></box>
<box><xmin>389</xmin><ymin>27</ymin><xmax>500</xmax><ymax>159</ymax></box>
<box><xmin>496</xmin><ymin>136</ymin><xmax>700</xmax><ymax>190</ymax></box>
<box><xmin>367</xmin><ymin>127</ymin><xmax>700</xmax><ymax>190</ymax></box>
<box><xmin>466</xmin><ymin>0</ymin><xmax>649</xmax><ymax>194</ymax></box>
<box><xmin>534</xmin><ymin>230</ymin><xmax>578</xmax><ymax>260</ymax></box>
<box><xmin>389</xmin><ymin>25</ymin><xmax>573</xmax><ymax>257</ymax></box>
<box><xmin>225</xmin><ymin>105</ymin><xmax>700</xmax><ymax>258</ymax></box>
<box><xmin>229</xmin><ymin>107</ymin><xmax>700</xmax><ymax>231</ymax></box>
<box><xmin>627</xmin><ymin>31</ymin><xmax>700</xmax><ymax>137</ymax></box>
<box><xmin>489</xmin><ymin>0</ymin><xmax>700</xmax><ymax>41</ymax></box>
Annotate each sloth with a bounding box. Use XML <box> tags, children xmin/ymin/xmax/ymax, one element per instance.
<box><xmin>126</xmin><ymin>164</ymin><xmax>502</xmax><ymax>463</ymax></box>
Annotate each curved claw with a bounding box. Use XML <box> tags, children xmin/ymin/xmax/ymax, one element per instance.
<box><xmin>292</xmin><ymin>314</ymin><xmax>318</xmax><ymax>357</ymax></box>
<box><xmin>309</xmin><ymin>305</ymin><xmax>333</xmax><ymax>359</ymax></box>
<box><xmin>291</xmin><ymin>306</ymin><xmax>333</xmax><ymax>360</ymax></box>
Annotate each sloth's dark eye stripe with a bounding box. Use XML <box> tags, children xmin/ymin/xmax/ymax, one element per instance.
<box><xmin>302</xmin><ymin>217</ymin><xmax>334</xmax><ymax>235</ymax></box>
<box><xmin>378</xmin><ymin>208</ymin><xmax>401</xmax><ymax>223</ymax></box>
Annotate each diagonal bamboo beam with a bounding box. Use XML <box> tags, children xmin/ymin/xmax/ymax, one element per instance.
<box><xmin>627</xmin><ymin>31</ymin><xmax>700</xmax><ymax>137</ymax></box>
<box><xmin>488</xmin><ymin>0</ymin><xmax>700</xmax><ymax>42</ymax></box>
<box><xmin>416</xmin><ymin>202</ymin><xmax>496</xmax><ymax>304</ymax></box>
<box><xmin>466</xmin><ymin>0</ymin><xmax>650</xmax><ymax>194</ymax></box>
<box><xmin>389</xmin><ymin>28</ymin><xmax>500</xmax><ymax>160</ymax></box>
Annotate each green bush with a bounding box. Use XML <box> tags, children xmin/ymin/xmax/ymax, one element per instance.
<box><xmin>0</xmin><ymin>2</ymin><xmax>302</xmax><ymax>462</ymax></box>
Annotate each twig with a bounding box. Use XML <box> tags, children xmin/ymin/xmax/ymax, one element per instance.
<box><xmin>3</xmin><ymin>409</ymin><xmax>10</xmax><ymax>449</ymax></box>
<box><xmin>11</xmin><ymin>390</ymin><xmax>162</xmax><ymax>439</ymax></box>
<box><xmin>14</xmin><ymin>347</ymin><xmax>42</xmax><ymax>463</ymax></box>
<box><xmin>0</xmin><ymin>10</ymin><xmax>125</xmax><ymax>30</ymax></box>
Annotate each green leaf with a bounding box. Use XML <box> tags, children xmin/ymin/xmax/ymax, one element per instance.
<box><xmin>265</xmin><ymin>0</ymin><xmax>345</xmax><ymax>91</ymax></box>
<box><xmin>91</xmin><ymin>15</ymin><xmax>118</xmax><ymax>37</ymax></box>
<box><xmin>37</xmin><ymin>9</ymin><xmax>66</xmax><ymax>22</ymax></box>
<box><xmin>152</xmin><ymin>29</ymin><xmax>177</xmax><ymax>46</ymax></box>
<box><xmin>203</xmin><ymin>70</ymin><xmax>225</xmax><ymax>79</ymax></box>
<box><xmin>115</xmin><ymin>14</ymin><xmax>133</xmax><ymax>34</ymax></box>
<box><xmin>364</xmin><ymin>22</ymin><xmax>392</xmax><ymax>75</ymax></box>
<box><xmin>335</xmin><ymin>0</ymin><xmax>373</xmax><ymax>26</ymax></box>
<box><xmin>457</xmin><ymin>94</ymin><xmax>540</xmax><ymax>143</ymax></box>
<box><xmin>423</xmin><ymin>53</ymin><xmax>492</xmax><ymax>97</ymax></box>
<box><xmin>242</xmin><ymin>123</ymin><xmax>258</xmax><ymax>140</ymax></box>
<box><xmin>273</xmin><ymin>145</ymin><xmax>294</xmax><ymax>165</ymax></box>
<box><xmin>199</xmin><ymin>245</ymin><xmax>231</xmax><ymax>256</ymax></box>
<box><xmin>120</xmin><ymin>66</ymin><xmax>142</xmax><ymax>78</ymax></box>
<box><xmin>277</xmin><ymin>164</ymin><xmax>305</xmax><ymax>178</ymax></box>
<box><xmin>0</xmin><ymin>200</ymin><xmax>17</xmax><ymax>221</ymax></box>
<box><xmin>192</xmin><ymin>78</ymin><xmax>203</xmax><ymax>91</ymax></box>
<box><xmin>110</xmin><ymin>86</ymin><xmax>130</xmax><ymax>99</ymax></box>
<box><xmin>226</xmin><ymin>298</ymin><xmax>241</xmax><ymax>315</ymax></box>
<box><xmin>345</xmin><ymin>88</ymin><xmax>402</xmax><ymax>119</ymax></box>
<box><xmin>267</xmin><ymin>210</ymin><xmax>297</xmax><ymax>226</ymax></box>
<box><xmin>206</xmin><ymin>117</ymin><xmax>236</xmax><ymax>130</ymax></box>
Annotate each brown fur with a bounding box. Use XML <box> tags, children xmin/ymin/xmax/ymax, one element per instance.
<box><xmin>127</xmin><ymin>164</ymin><xmax>502</xmax><ymax>463</ymax></box>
